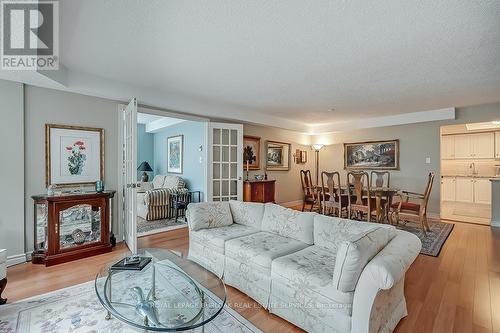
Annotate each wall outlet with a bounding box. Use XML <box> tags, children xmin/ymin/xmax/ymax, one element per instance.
<box><xmin>425</xmin><ymin>157</ymin><xmax>431</xmax><ymax>164</ymax></box>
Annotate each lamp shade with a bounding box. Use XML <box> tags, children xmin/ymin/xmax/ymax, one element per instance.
<box><xmin>137</xmin><ymin>161</ymin><xmax>153</xmax><ymax>172</ymax></box>
<box><xmin>311</xmin><ymin>144</ymin><xmax>324</xmax><ymax>151</ymax></box>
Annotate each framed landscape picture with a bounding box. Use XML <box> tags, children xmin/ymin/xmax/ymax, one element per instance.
<box><xmin>167</xmin><ymin>135</ymin><xmax>183</xmax><ymax>174</ymax></box>
<box><xmin>46</xmin><ymin>124</ymin><xmax>104</xmax><ymax>187</ymax></box>
<box><xmin>243</xmin><ymin>136</ymin><xmax>260</xmax><ymax>170</ymax></box>
<box><xmin>266</xmin><ymin>140</ymin><xmax>291</xmax><ymax>171</ymax></box>
<box><xmin>344</xmin><ymin>139</ymin><xmax>399</xmax><ymax>170</ymax></box>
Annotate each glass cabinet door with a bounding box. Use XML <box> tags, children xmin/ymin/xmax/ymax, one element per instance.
<box><xmin>35</xmin><ymin>203</ymin><xmax>48</xmax><ymax>251</ymax></box>
<box><xmin>58</xmin><ymin>204</ymin><xmax>102</xmax><ymax>249</ymax></box>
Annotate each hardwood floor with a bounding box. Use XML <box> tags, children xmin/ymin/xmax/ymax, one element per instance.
<box><xmin>4</xmin><ymin>218</ymin><xmax>500</xmax><ymax>332</ymax></box>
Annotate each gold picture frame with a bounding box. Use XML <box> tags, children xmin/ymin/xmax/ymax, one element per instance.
<box><xmin>266</xmin><ymin>140</ymin><xmax>291</xmax><ymax>171</ymax></box>
<box><xmin>243</xmin><ymin>135</ymin><xmax>261</xmax><ymax>170</ymax></box>
<box><xmin>344</xmin><ymin>139</ymin><xmax>399</xmax><ymax>170</ymax></box>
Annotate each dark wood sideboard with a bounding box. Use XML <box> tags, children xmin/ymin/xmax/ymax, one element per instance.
<box><xmin>243</xmin><ymin>180</ymin><xmax>276</xmax><ymax>203</ymax></box>
<box><xmin>31</xmin><ymin>191</ymin><xmax>115</xmax><ymax>266</ymax></box>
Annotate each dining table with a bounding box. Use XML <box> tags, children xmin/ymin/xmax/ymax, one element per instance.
<box><xmin>316</xmin><ymin>185</ymin><xmax>400</xmax><ymax>223</ymax></box>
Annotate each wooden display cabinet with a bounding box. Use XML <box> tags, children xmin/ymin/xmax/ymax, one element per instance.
<box><xmin>31</xmin><ymin>191</ymin><xmax>115</xmax><ymax>266</ymax></box>
<box><xmin>243</xmin><ymin>180</ymin><xmax>276</xmax><ymax>203</ymax></box>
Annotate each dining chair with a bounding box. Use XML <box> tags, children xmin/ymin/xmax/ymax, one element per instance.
<box><xmin>346</xmin><ymin>171</ymin><xmax>376</xmax><ymax>222</ymax></box>
<box><xmin>300</xmin><ymin>170</ymin><xmax>319</xmax><ymax>212</ymax></box>
<box><xmin>370</xmin><ymin>171</ymin><xmax>391</xmax><ymax>220</ymax></box>
<box><xmin>389</xmin><ymin>172</ymin><xmax>435</xmax><ymax>236</ymax></box>
<box><xmin>320</xmin><ymin>171</ymin><xmax>348</xmax><ymax>217</ymax></box>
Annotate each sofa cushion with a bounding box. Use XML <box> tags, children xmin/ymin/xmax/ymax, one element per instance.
<box><xmin>225</xmin><ymin>231</ymin><xmax>309</xmax><ymax>271</ymax></box>
<box><xmin>152</xmin><ymin>175</ymin><xmax>166</xmax><ymax>189</ymax></box>
<box><xmin>229</xmin><ymin>201</ymin><xmax>265</xmax><ymax>229</ymax></box>
<box><xmin>187</xmin><ymin>202</ymin><xmax>233</xmax><ymax>231</ymax></box>
<box><xmin>333</xmin><ymin>226</ymin><xmax>395</xmax><ymax>292</ymax></box>
<box><xmin>190</xmin><ymin>224</ymin><xmax>260</xmax><ymax>254</ymax></box>
<box><xmin>261</xmin><ymin>203</ymin><xmax>316</xmax><ymax>244</ymax></box>
<box><xmin>163</xmin><ymin>175</ymin><xmax>184</xmax><ymax>190</ymax></box>
<box><xmin>271</xmin><ymin>245</ymin><xmax>354</xmax><ymax>315</ymax></box>
<box><xmin>314</xmin><ymin>214</ymin><xmax>394</xmax><ymax>251</ymax></box>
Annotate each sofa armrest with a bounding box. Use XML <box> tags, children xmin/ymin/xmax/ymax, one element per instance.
<box><xmin>144</xmin><ymin>188</ymin><xmax>171</xmax><ymax>206</ymax></box>
<box><xmin>351</xmin><ymin>230</ymin><xmax>421</xmax><ymax>333</ymax></box>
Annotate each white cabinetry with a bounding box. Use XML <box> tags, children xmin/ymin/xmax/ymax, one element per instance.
<box><xmin>495</xmin><ymin>131</ymin><xmax>500</xmax><ymax>159</ymax></box>
<box><xmin>455</xmin><ymin>178</ymin><xmax>474</xmax><ymax>203</ymax></box>
<box><xmin>474</xmin><ymin>178</ymin><xmax>492</xmax><ymax>204</ymax></box>
<box><xmin>441</xmin><ymin>136</ymin><xmax>455</xmax><ymax>159</ymax></box>
<box><xmin>452</xmin><ymin>133</ymin><xmax>494</xmax><ymax>159</ymax></box>
<box><xmin>441</xmin><ymin>177</ymin><xmax>456</xmax><ymax>201</ymax></box>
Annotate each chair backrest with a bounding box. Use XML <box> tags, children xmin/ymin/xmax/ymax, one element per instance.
<box><xmin>421</xmin><ymin>172</ymin><xmax>435</xmax><ymax>214</ymax></box>
<box><xmin>321</xmin><ymin>171</ymin><xmax>341</xmax><ymax>203</ymax></box>
<box><xmin>300</xmin><ymin>170</ymin><xmax>315</xmax><ymax>197</ymax></box>
<box><xmin>347</xmin><ymin>171</ymin><xmax>370</xmax><ymax>205</ymax></box>
<box><xmin>370</xmin><ymin>171</ymin><xmax>390</xmax><ymax>188</ymax></box>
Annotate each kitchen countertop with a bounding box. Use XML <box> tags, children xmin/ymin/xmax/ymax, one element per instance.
<box><xmin>441</xmin><ymin>175</ymin><xmax>500</xmax><ymax>179</ymax></box>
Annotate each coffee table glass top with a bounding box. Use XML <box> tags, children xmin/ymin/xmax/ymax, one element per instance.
<box><xmin>95</xmin><ymin>248</ymin><xmax>226</xmax><ymax>331</ymax></box>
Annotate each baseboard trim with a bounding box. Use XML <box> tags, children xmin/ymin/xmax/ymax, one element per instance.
<box><xmin>280</xmin><ymin>200</ymin><xmax>303</xmax><ymax>208</ymax></box>
<box><xmin>7</xmin><ymin>253</ymin><xmax>28</xmax><ymax>267</ymax></box>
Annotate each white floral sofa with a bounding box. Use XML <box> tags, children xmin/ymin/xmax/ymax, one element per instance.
<box><xmin>186</xmin><ymin>201</ymin><xmax>421</xmax><ymax>333</ymax></box>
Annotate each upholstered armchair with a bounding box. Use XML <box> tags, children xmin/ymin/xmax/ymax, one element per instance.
<box><xmin>0</xmin><ymin>248</ymin><xmax>7</xmax><ymax>304</ymax></box>
<box><xmin>137</xmin><ymin>175</ymin><xmax>186</xmax><ymax>220</ymax></box>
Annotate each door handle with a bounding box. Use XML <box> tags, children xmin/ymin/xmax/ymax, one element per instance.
<box><xmin>126</xmin><ymin>183</ymin><xmax>139</xmax><ymax>188</ymax></box>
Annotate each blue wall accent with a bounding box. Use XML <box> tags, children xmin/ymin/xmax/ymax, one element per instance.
<box><xmin>153</xmin><ymin>121</ymin><xmax>206</xmax><ymax>200</ymax></box>
<box><xmin>137</xmin><ymin>124</ymin><xmax>155</xmax><ymax>180</ymax></box>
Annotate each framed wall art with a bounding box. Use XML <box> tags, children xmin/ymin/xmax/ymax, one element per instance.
<box><xmin>344</xmin><ymin>139</ymin><xmax>399</xmax><ymax>170</ymax></box>
<box><xmin>167</xmin><ymin>135</ymin><xmax>183</xmax><ymax>174</ymax></box>
<box><xmin>243</xmin><ymin>135</ymin><xmax>261</xmax><ymax>170</ymax></box>
<box><xmin>266</xmin><ymin>140</ymin><xmax>291</xmax><ymax>171</ymax></box>
<box><xmin>45</xmin><ymin>124</ymin><xmax>104</xmax><ymax>187</ymax></box>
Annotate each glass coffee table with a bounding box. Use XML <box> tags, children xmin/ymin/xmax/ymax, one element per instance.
<box><xmin>95</xmin><ymin>248</ymin><xmax>226</xmax><ymax>331</ymax></box>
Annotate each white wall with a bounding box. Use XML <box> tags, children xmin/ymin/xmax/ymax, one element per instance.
<box><xmin>24</xmin><ymin>85</ymin><xmax>120</xmax><ymax>253</ymax></box>
<box><xmin>0</xmin><ymin>80</ymin><xmax>25</xmax><ymax>265</ymax></box>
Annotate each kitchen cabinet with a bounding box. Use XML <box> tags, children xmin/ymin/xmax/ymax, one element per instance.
<box><xmin>441</xmin><ymin>177</ymin><xmax>456</xmax><ymax>201</ymax></box>
<box><xmin>474</xmin><ymin>178</ymin><xmax>492</xmax><ymax>205</ymax></box>
<box><xmin>495</xmin><ymin>131</ymin><xmax>500</xmax><ymax>159</ymax></box>
<box><xmin>455</xmin><ymin>178</ymin><xmax>474</xmax><ymax>203</ymax></box>
<box><xmin>452</xmin><ymin>133</ymin><xmax>494</xmax><ymax>159</ymax></box>
<box><xmin>454</xmin><ymin>135</ymin><xmax>472</xmax><ymax>159</ymax></box>
<box><xmin>441</xmin><ymin>136</ymin><xmax>455</xmax><ymax>159</ymax></box>
<box><xmin>471</xmin><ymin>132</ymin><xmax>495</xmax><ymax>158</ymax></box>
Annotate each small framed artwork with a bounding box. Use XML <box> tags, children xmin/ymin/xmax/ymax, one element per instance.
<box><xmin>300</xmin><ymin>150</ymin><xmax>307</xmax><ymax>163</ymax></box>
<box><xmin>243</xmin><ymin>136</ymin><xmax>260</xmax><ymax>170</ymax></box>
<box><xmin>45</xmin><ymin>124</ymin><xmax>104</xmax><ymax>187</ymax></box>
<box><xmin>344</xmin><ymin>139</ymin><xmax>399</xmax><ymax>170</ymax></box>
<box><xmin>266</xmin><ymin>140</ymin><xmax>291</xmax><ymax>171</ymax></box>
<box><xmin>167</xmin><ymin>135</ymin><xmax>183</xmax><ymax>174</ymax></box>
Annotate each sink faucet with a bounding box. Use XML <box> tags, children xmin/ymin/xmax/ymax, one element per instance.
<box><xmin>469</xmin><ymin>162</ymin><xmax>477</xmax><ymax>176</ymax></box>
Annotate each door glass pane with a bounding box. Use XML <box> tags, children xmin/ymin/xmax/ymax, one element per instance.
<box><xmin>222</xmin><ymin>146</ymin><xmax>229</xmax><ymax>162</ymax></box>
<box><xmin>230</xmin><ymin>147</ymin><xmax>237</xmax><ymax>162</ymax></box>
<box><xmin>35</xmin><ymin>203</ymin><xmax>48</xmax><ymax>251</ymax></box>
<box><xmin>59</xmin><ymin>204</ymin><xmax>101</xmax><ymax>249</ymax></box>
<box><xmin>213</xmin><ymin>146</ymin><xmax>220</xmax><ymax>162</ymax></box>
<box><xmin>230</xmin><ymin>163</ymin><xmax>237</xmax><ymax>179</ymax></box>
<box><xmin>221</xmin><ymin>180</ymin><xmax>229</xmax><ymax>196</ymax></box>
<box><xmin>213</xmin><ymin>129</ymin><xmax>221</xmax><ymax>144</ymax></box>
<box><xmin>222</xmin><ymin>129</ymin><xmax>229</xmax><ymax>145</ymax></box>
<box><xmin>230</xmin><ymin>180</ymin><xmax>237</xmax><ymax>195</ymax></box>
<box><xmin>230</xmin><ymin>130</ymin><xmax>237</xmax><ymax>146</ymax></box>
<box><xmin>213</xmin><ymin>197</ymin><xmax>220</xmax><ymax>202</ymax></box>
<box><xmin>222</xmin><ymin>197</ymin><xmax>229</xmax><ymax>201</ymax></box>
<box><xmin>222</xmin><ymin>163</ymin><xmax>229</xmax><ymax>179</ymax></box>
<box><xmin>213</xmin><ymin>181</ymin><xmax>220</xmax><ymax>196</ymax></box>
<box><xmin>213</xmin><ymin>163</ymin><xmax>221</xmax><ymax>179</ymax></box>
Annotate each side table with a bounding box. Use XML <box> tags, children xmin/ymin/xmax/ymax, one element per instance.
<box><xmin>169</xmin><ymin>190</ymin><xmax>202</xmax><ymax>222</ymax></box>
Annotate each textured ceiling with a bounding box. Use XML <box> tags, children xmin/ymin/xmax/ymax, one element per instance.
<box><xmin>51</xmin><ymin>1</ymin><xmax>500</xmax><ymax>127</ymax></box>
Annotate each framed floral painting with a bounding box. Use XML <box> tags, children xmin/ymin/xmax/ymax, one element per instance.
<box><xmin>167</xmin><ymin>135</ymin><xmax>183</xmax><ymax>174</ymax></box>
<box><xmin>45</xmin><ymin>124</ymin><xmax>104</xmax><ymax>187</ymax></box>
<box><xmin>243</xmin><ymin>135</ymin><xmax>260</xmax><ymax>170</ymax></box>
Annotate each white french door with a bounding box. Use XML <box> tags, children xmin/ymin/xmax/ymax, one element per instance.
<box><xmin>208</xmin><ymin>122</ymin><xmax>244</xmax><ymax>201</ymax></box>
<box><xmin>122</xmin><ymin>98</ymin><xmax>138</xmax><ymax>253</ymax></box>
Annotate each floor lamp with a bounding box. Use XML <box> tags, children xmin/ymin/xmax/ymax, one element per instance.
<box><xmin>311</xmin><ymin>144</ymin><xmax>324</xmax><ymax>185</ymax></box>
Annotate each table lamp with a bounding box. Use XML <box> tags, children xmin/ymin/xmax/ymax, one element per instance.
<box><xmin>137</xmin><ymin>161</ymin><xmax>153</xmax><ymax>182</ymax></box>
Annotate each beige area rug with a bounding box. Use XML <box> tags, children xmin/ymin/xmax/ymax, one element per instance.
<box><xmin>137</xmin><ymin>216</ymin><xmax>187</xmax><ymax>237</ymax></box>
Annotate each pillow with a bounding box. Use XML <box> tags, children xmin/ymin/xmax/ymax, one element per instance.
<box><xmin>229</xmin><ymin>201</ymin><xmax>265</xmax><ymax>229</ymax></box>
<box><xmin>186</xmin><ymin>202</ymin><xmax>233</xmax><ymax>231</ymax></box>
<box><xmin>261</xmin><ymin>203</ymin><xmax>316</xmax><ymax>244</ymax></box>
<box><xmin>332</xmin><ymin>226</ymin><xmax>395</xmax><ymax>292</ymax></box>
